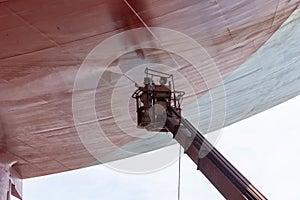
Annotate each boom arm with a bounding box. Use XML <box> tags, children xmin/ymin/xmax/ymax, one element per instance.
<box><xmin>166</xmin><ymin>107</ymin><xmax>267</xmax><ymax>200</ymax></box>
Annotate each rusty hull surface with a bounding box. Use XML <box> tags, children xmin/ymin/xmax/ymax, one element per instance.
<box><xmin>0</xmin><ymin>0</ymin><xmax>299</xmax><ymax>178</ymax></box>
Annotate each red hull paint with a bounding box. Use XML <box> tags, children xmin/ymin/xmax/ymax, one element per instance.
<box><xmin>0</xmin><ymin>0</ymin><xmax>299</xmax><ymax>179</ymax></box>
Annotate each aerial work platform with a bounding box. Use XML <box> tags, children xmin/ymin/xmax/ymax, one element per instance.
<box><xmin>132</xmin><ymin>68</ymin><xmax>267</xmax><ymax>200</ymax></box>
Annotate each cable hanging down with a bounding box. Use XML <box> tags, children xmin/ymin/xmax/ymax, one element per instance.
<box><xmin>177</xmin><ymin>145</ymin><xmax>182</xmax><ymax>200</ymax></box>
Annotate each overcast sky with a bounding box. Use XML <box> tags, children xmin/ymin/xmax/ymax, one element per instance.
<box><xmin>18</xmin><ymin>94</ymin><xmax>300</xmax><ymax>200</ymax></box>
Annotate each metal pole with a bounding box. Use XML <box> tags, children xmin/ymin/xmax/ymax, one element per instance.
<box><xmin>0</xmin><ymin>153</ymin><xmax>22</xmax><ymax>200</ymax></box>
<box><xmin>0</xmin><ymin>163</ymin><xmax>10</xmax><ymax>200</ymax></box>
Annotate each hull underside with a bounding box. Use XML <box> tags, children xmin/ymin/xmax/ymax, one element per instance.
<box><xmin>0</xmin><ymin>0</ymin><xmax>299</xmax><ymax>180</ymax></box>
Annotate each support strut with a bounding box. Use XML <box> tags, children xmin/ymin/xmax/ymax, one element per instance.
<box><xmin>0</xmin><ymin>164</ymin><xmax>10</xmax><ymax>200</ymax></box>
<box><xmin>0</xmin><ymin>153</ymin><xmax>22</xmax><ymax>200</ymax></box>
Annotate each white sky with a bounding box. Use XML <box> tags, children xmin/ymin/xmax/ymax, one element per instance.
<box><xmin>19</xmin><ymin>94</ymin><xmax>300</xmax><ymax>200</ymax></box>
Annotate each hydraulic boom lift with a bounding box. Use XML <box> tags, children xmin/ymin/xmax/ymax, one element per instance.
<box><xmin>132</xmin><ymin>68</ymin><xmax>267</xmax><ymax>200</ymax></box>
